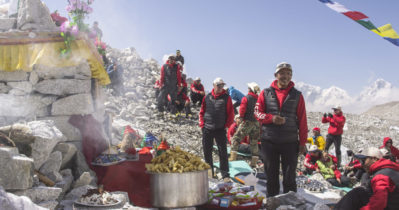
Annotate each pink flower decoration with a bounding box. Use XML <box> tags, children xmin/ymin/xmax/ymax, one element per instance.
<box><xmin>60</xmin><ymin>21</ymin><xmax>69</xmax><ymax>33</ymax></box>
<box><xmin>71</xmin><ymin>25</ymin><xmax>79</xmax><ymax>36</ymax></box>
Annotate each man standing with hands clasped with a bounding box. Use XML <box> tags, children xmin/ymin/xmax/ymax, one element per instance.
<box><xmin>255</xmin><ymin>62</ymin><xmax>308</xmax><ymax>197</ymax></box>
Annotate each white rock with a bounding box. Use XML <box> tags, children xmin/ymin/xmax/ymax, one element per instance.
<box><xmin>0</xmin><ymin>71</ymin><xmax>28</xmax><ymax>81</ymax></box>
<box><xmin>73</xmin><ymin>172</ymin><xmax>94</xmax><ymax>189</ymax></box>
<box><xmin>0</xmin><ymin>147</ymin><xmax>34</xmax><ymax>190</ymax></box>
<box><xmin>39</xmin><ymin>151</ymin><xmax>62</xmax><ymax>175</ymax></box>
<box><xmin>0</xmin><ymin>94</ymin><xmax>57</xmax><ymax>117</ymax></box>
<box><xmin>38</xmin><ymin>201</ymin><xmax>58</xmax><ymax>210</ymax></box>
<box><xmin>35</xmin><ymin>79</ymin><xmax>91</xmax><ymax>95</ymax></box>
<box><xmin>13</xmin><ymin>186</ymin><xmax>62</xmax><ymax>203</ymax></box>
<box><xmin>51</xmin><ymin>94</ymin><xmax>94</xmax><ymax>116</ymax></box>
<box><xmin>7</xmin><ymin>81</ymin><xmax>33</xmax><ymax>93</ymax></box>
<box><xmin>16</xmin><ymin>0</ymin><xmax>56</xmax><ymax>31</ymax></box>
<box><xmin>38</xmin><ymin>116</ymin><xmax>82</xmax><ymax>141</ymax></box>
<box><xmin>29</xmin><ymin>120</ymin><xmax>66</xmax><ymax>170</ymax></box>
<box><xmin>0</xmin><ymin>186</ymin><xmax>47</xmax><ymax>210</ymax></box>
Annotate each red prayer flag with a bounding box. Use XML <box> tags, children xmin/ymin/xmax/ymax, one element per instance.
<box><xmin>343</xmin><ymin>11</ymin><xmax>368</xmax><ymax>21</ymax></box>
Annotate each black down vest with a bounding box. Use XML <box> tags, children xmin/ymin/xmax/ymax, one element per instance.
<box><xmin>261</xmin><ymin>87</ymin><xmax>301</xmax><ymax>144</ymax></box>
<box><xmin>163</xmin><ymin>64</ymin><xmax>178</xmax><ymax>87</ymax></box>
<box><xmin>204</xmin><ymin>93</ymin><xmax>229</xmax><ymax>130</ymax></box>
<box><xmin>243</xmin><ymin>94</ymin><xmax>257</xmax><ymax>122</ymax></box>
<box><xmin>369</xmin><ymin>168</ymin><xmax>399</xmax><ymax>210</ymax></box>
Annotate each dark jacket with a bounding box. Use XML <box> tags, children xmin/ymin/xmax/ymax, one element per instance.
<box><xmin>199</xmin><ymin>89</ymin><xmax>234</xmax><ymax>130</ymax></box>
<box><xmin>160</xmin><ymin>60</ymin><xmax>182</xmax><ymax>87</ymax></box>
<box><xmin>254</xmin><ymin>81</ymin><xmax>308</xmax><ymax>145</ymax></box>
<box><xmin>239</xmin><ymin>92</ymin><xmax>258</xmax><ymax>122</ymax></box>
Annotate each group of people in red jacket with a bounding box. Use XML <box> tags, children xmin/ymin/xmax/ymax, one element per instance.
<box><xmin>154</xmin><ymin>57</ymin><xmax>399</xmax><ymax>209</ymax></box>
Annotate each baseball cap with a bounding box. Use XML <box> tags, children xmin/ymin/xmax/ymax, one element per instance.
<box><xmin>247</xmin><ymin>82</ymin><xmax>260</xmax><ymax>93</ymax></box>
<box><xmin>313</xmin><ymin>127</ymin><xmax>320</xmax><ymax>132</ymax></box>
<box><xmin>332</xmin><ymin>105</ymin><xmax>342</xmax><ymax>111</ymax></box>
<box><xmin>275</xmin><ymin>62</ymin><xmax>292</xmax><ymax>74</ymax></box>
<box><xmin>194</xmin><ymin>77</ymin><xmax>201</xmax><ymax>81</ymax></box>
<box><xmin>308</xmin><ymin>145</ymin><xmax>319</xmax><ymax>152</ymax></box>
<box><xmin>354</xmin><ymin>147</ymin><xmax>382</xmax><ymax>160</ymax></box>
<box><xmin>213</xmin><ymin>77</ymin><xmax>225</xmax><ymax>86</ymax></box>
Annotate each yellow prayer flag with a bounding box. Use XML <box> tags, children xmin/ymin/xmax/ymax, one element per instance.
<box><xmin>371</xmin><ymin>23</ymin><xmax>399</xmax><ymax>39</ymax></box>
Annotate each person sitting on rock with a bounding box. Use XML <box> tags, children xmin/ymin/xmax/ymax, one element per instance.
<box><xmin>335</xmin><ymin>147</ymin><xmax>399</xmax><ymax>210</ymax></box>
<box><xmin>316</xmin><ymin>151</ymin><xmax>351</xmax><ymax>187</ymax></box>
<box><xmin>190</xmin><ymin>77</ymin><xmax>205</xmax><ymax>106</ymax></box>
<box><xmin>228</xmin><ymin>115</ymin><xmax>251</xmax><ymax>154</ymax></box>
<box><xmin>167</xmin><ymin>87</ymin><xmax>192</xmax><ymax>118</ymax></box>
<box><xmin>379</xmin><ymin>137</ymin><xmax>399</xmax><ymax>162</ymax></box>
<box><xmin>226</xmin><ymin>86</ymin><xmax>245</xmax><ymax>115</ymax></box>
<box><xmin>303</xmin><ymin>145</ymin><xmax>322</xmax><ymax>175</ymax></box>
<box><xmin>229</xmin><ymin>82</ymin><xmax>261</xmax><ymax>168</ymax></box>
<box><xmin>344</xmin><ymin>149</ymin><xmax>365</xmax><ymax>182</ymax></box>
<box><xmin>307</xmin><ymin>127</ymin><xmax>326</xmax><ymax>151</ymax></box>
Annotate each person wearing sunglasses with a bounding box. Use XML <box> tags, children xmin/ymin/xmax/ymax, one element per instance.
<box><xmin>335</xmin><ymin>147</ymin><xmax>399</xmax><ymax>210</ymax></box>
<box><xmin>254</xmin><ymin>62</ymin><xmax>308</xmax><ymax>197</ymax></box>
<box><xmin>199</xmin><ymin>77</ymin><xmax>235</xmax><ymax>182</ymax></box>
<box><xmin>379</xmin><ymin>137</ymin><xmax>399</xmax><ymax>163</ymax></box>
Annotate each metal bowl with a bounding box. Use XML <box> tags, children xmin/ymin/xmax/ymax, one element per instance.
<box><xmin>149</xmin><ymin>170</ymin><xmax>209</xmax><ymax>208</ymax></box>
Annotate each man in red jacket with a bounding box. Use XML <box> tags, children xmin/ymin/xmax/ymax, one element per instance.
<box><xmin>199</xmin><ymin>77</ymin><xmax>234</xmax><ymax>181</ymax></box>
<box><xmin>229</xmin><ymin>82</ymin><xmax>261</xmax><ymax>168</ymax></box>
<box><xmin>190</xmin><ymin>77</ymin><xmax>205</xmax><ymax>106</ymax></box>
<box><xmin>379</xmin><ymin>137</ymin><xmax>399</xmax><ymax>162</ymax></box>
<box><xmin>254</xmin><ymin>62</ymin><xmax>308</xmax><ymax>197</ymax></box>
<box><xmin>335</xmin><ymin>147</ymin><xmax>399</xmax><ymax>210</ymax></box>
<box><xmin>157</xmin><ymin>56</ymin><xmax>182</xmax><ymax>115</ymax></box>
<box><xmin>322</xmin><ymin>105</ymin><xmax>346</xmax><ymax>168</ymax></box>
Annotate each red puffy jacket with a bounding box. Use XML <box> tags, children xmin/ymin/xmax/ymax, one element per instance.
<box><xmin>361</xmin><ymin>159</ymin><xmax>399</xmax><ymax>210</ymax></box>
<box><xmin>379</xmin><ymin>137</ymin><xmax>399</xmax><ymax>161</ymax></box>
<box><xmin>322</xmin><ymin>112</ymin><xmax>346</xmax><ymax>135</ymax></box>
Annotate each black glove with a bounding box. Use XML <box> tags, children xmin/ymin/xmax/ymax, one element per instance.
<box><xmin>323</xmin><ymin>113</ymin><xmax>327</xmax><ymax>118</ymax></box>
<box><xmin>328</xmin><ymin>113</ymin><xmax>333</xmax><ymax>118</ymax></box>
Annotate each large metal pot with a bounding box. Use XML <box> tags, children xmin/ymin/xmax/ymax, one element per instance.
<box><xmin>149</xmin><ymin>170</ymin><xmax>209</xmax><ymax>208</ymax></box>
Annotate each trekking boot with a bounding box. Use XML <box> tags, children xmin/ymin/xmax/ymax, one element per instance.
<box><xmin>229</xmin><ymin>151</ymin><xmax>238</xmax><ymax>161</ymax></box>
<box><xmin>250</xmin><ymin>156</ymin><xmax>259</xmax><ymax>168</ymax></box>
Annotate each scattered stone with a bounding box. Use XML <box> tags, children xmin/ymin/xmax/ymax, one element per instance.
<box><xmin>51</xmin><ymin>94</ymin><xmax>94</xmax><ymax>116</ymax></box>
<box><xmin>0</xmin><ymin>82</ymin><xmax>11</xmax><ymax>93</ymax></box>
<box><xmin>0</xmin><ymin>18</ymin><xmax>16</xmax><ymax>31</ymax></box>
<box><xmin>0</xmin><ymin>71</ymin><xmax>29</xmax><ymax>81</ymax></box>
<box><xmin>39</xmin><ymin>151</ymin><xmax>62</xmax><ymax>175</ymax></box>
<box><xmin>56</xmin><ymin>169</ymin><xmax>74</xmax><ymax>199</ymax></box>
<box><xmin>39</xmin><ymin>116</ymin><xmax>82</xmax><ymax>141</ymax></box>
<box><xmin>37</xmin><ymin>201</ymin><xmax>58</xmax><ymax>210</ymax></box>
<box><xmin>29</xmin><ymin>71</ymin><xmax>39</xmax><ymax>85</ymax></box>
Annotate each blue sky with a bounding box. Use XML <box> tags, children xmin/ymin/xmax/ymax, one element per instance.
<box><xmin>43</xmin><ymin>0</ymin><xmax>399</xmax><ymax>95</ymax></box>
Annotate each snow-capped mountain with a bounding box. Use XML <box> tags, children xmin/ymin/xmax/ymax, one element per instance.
<box><xmin>295</xmin><ymin>79</ymin><xmax>399</xmax><ymax>114</ymax></box>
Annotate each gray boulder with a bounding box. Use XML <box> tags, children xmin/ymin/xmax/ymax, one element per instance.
<box><xmin>38</xmin><ymin>201</ymin><xmax>58</xmax><ymax>210</ymax></box>
<box><xmin>34</xmin><ymin>79</ymin><xmax>91</xmax><ymax>96</ymax></box>
<box><xmin>0</xmin><ymin>71</ymin><xmax>28</xmax><ymax>81</ymax></box>
<box><xmin>0</xmin><ymin>82</ymin><xmax>11</xmax><ymax>93</ymax></box>
<box><xmin>51</xmin><ymin>94</ymin><xmax>94</xmax><ymax>116</ymax></box>
<box><xmin>0</xmin><ymin>186</ymin><xmax>46</xmax><ymax>210</ymax></box>
<box><xmin>39</xmin><ymin>151</ymin><xmax>62</xmax><ymax>175</ymax></box>
<box><xmin>29</xmin><ymin>71</ymin><xmax>39</xmax><ymax>85</ymax></box>
<box><xmin>0</xmin><ymin>94</ymin><xmax>57</xmax><ymax>117</ymax></box>
<box><xmin>72</xmin><ymin>172</ymin><xmax>94</xmax><ymax>189</ymax></box>
<box><xmin>33</xmin><ymin>62</ymin><xmax>91</xmax><ymax>80</ymax></box>
<box><xmin>0</xmin><ymin>18</ymin><xmax>16</xmax><ymax>31</ymax></box>
<box><xmin>53</xmin><ymin>142</ymin><xmax>78</xmax><ymax>169</ymax></box>
<box><xmin>13</xmin><ymin>186</ymin><xmax>62</xmax><ymax>203</ymax></box>
<box><xmin>0</xmin><ymin>147</ymin><xmax>34</xmax><ymax>190</ymax></box>
<box><xmin>56</xmin><ymin>169</ymin><xmax>74</xmax><ymax>199</ymax></box>
<box><xmin>47</xmin><ymin>171</ymin><xmax>63</xmax><ymax>183</ymax></box>
<box><xmin>7</xmin><ymin>81</ymin><xmax>33</xmax><ymax>94</ymax></box>
<box><xmin>16</xmin><ymin>0</ymin><xmax>56</xmax><ymax>31</ymax></box>
<box><xmin>28</xmin><ymin>120</ymin><xmax>66</xmax><ymax>170</ymax></box>
<box><xmin>38</xmin><ymin>116</ymin><xmax>82</xmax><ymax>141</ymax></box>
